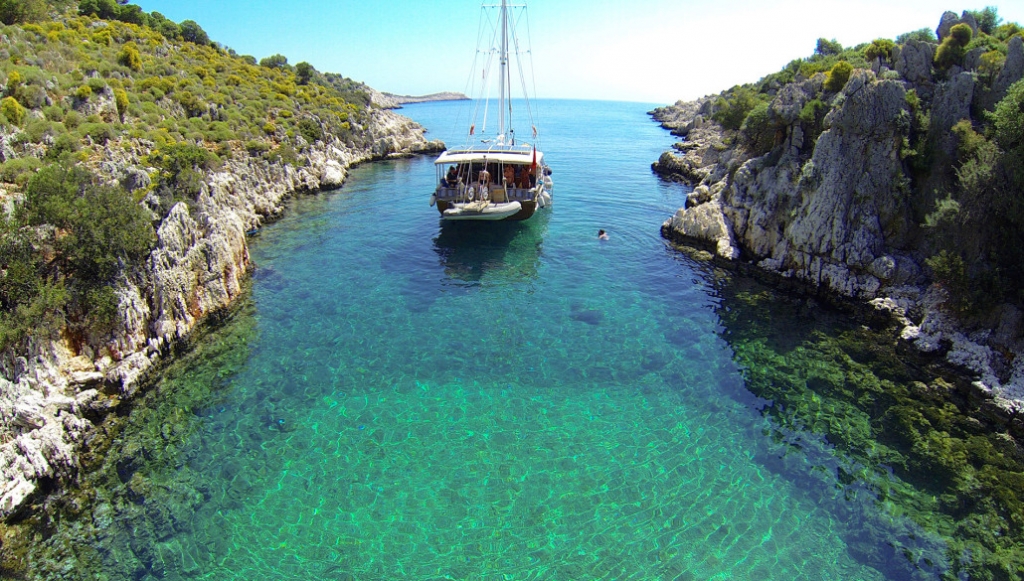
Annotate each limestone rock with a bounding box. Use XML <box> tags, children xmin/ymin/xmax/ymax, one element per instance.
<box><xmin>936</xmin><ymin>11</ymin><xmax>959</xmax><ymax>40</ymax></box>
<box><xmin>993</xmin><ymin>36</ymin><xmax>1024</xmax><ymax>103</ymax></box>
<box><xmin>930</xmin><ymin>72</ymin><xmax>975</xmax><ymax>157</ymax></box>
<box><xmin>959</xmin><ymin>10</ymin><xmax>979</xmax><ymax>37</ymax></box>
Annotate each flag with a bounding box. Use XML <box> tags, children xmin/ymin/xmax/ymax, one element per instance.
<box><xmin>531</xmin><ymin>146</ymin><xmax>537</xmax><ymax>172</ymax></box>
<box><xmin>469</xmin><ymin>124</ymin><xmax>475</xmax><ymax>136</ymax></box>
<box><xmin>532</xmin><ymin>125</ymin><xmax>537</xmax><ymax>138</ymax></box>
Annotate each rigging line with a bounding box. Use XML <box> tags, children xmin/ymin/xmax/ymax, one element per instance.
<box><xmin>473</xmin><ymin>5</ymin><xmax>501</xmax><ymax>140</ymax></box>
<box><xmin>522</xmin><ymin>3</ymin><xmax>540</xmax><ymax>148</ymax></box>
<box><xmin>510</xmin><ymin>8</ymin><xmax>531</xmax><ymax>128</ymax></box>
<box><xmin>460</xmin><ymin>5</ymin><xmax>492</xmax><ymax>146</ymax></box>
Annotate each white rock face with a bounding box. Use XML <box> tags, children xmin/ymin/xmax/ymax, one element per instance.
<box><xmin>656</xmin><ymin>45</ymin><xmax>1024</xmax><ymax>412</ymax></box>
<box><xmin>0</xmin><ymin>107</ymin><xmax>442</xmax><ymax>519</ymax></box>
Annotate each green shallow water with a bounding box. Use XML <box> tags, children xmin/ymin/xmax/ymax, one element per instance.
<box><xmin>17</xmin><ymin>101</ymin><xmax>1023</xmax><ymax>580</ymax></box>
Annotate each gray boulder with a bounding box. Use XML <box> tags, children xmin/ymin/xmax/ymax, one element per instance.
<box><xmin>930</xmin><ymin>72</ymin><xmax>975</xmax><ymax>157</ymax></box>
<box><xmin>959</xmin><ymin>10</ymin><xmax>979</xmax><ymax>37</ymax></box>
<box><xmin>895</xmin><ymin>40</ymin><xmax>935</xmax><ymax>92</ymax></box>
<box><xmin>994</xmin><ymin>36</ymin><xmax>1024</xmax><ymax>100</ymax></box>
<box><xmin>937</xmin><ymin>11</ymin><xmax>959</xmax><ymax>40</ymax></box>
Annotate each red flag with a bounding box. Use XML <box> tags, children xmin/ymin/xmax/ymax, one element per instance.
<box><xmin>469</xmin><ymin>124</ymin><xmax>475</xmax><ymax>136</ymax></box>
<box><xmin>530</xmin><ymin>146</ymin><xmax>537</xmax><ymax>172</ymax></box>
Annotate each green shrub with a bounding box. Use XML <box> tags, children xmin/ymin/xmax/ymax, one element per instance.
<box><xmin>64</xmin><ymin>110</ymin><xmax>82</xmax><ymax>130</ymax></box>
<box><xmin>0</xmin><ymin>0</ymin><xmax>46</xmax><ymax>25</ymax></box>
<box><xmin>117</xmin><ymin>41</ymin><xmax>142</xmax><ymax>71</ymax></box>
<box><xmin>968</xmin><ymin>7</ymin><xmax>1002</xmax><ymax>35</ymax></box>
<box><xmin>179</xmin><ymin>20</ymin><xmax>209</xmax><ymax>45</ymax></box>
<box><xmin>297</xmin><ymin>117</ymin><xmax>323</xmax><ymax>143</ymax></box>
<box><xmin>896</xmin><ymin>28</ymin><xmax>936</xmax><ymax>44</ymax></box>
<box><xmin>814</xmin><ymin>38</ymin><xmax>843</xmax><ymax>57</ymax></box>
<box><xmin>260</xmin><ymin>54</ymin><xmax>289</xmax><ymax>69</ymax></box>
<box><xmin>42</xmin><ymin>105</ymin><xmax>64</xmax><ymax>122</ymax></box>
<box><xmin>0</xmin><ymin>96</ymin><xmax>25</xmax><ymax>125</ymax></box>
<box><xmin>45</xmin><ymin>133</ymin><xmax>79</xmax><ymax>161</ymax></box>
<box><xmin>863</xmin><ymin>38</ymin><xmax>896</xmax><ymax>63</ymax></box>
<box><xmin>951</xmin><ymin>23</ymin><xmax>974</xmax><ymax>46</ymax></box>
<box><xmin>21</xmin><ymin>162</ymin><xmax>155</xmax><ymax>333</ymax></box>
<box><xmin>993</xmin><ymin>79</ymin><xmax>1024</xmax><ymax>152</ymax></box>
<box><xmin>0</xmin><ymin>157</ymin><xmax>42</xmax><ymax>185</ymax></box>
<box><xmin>711</xmin><ymin>86</ymin><xmax>762</xmax><ymax>131</ymax></box>
<box><xmin>295</xmin><ymin>62</ymin><xmax>315</xmax><ymax>85</ymax></box>
<box><xmin>75</xmin><ymin>84</ymin><xmax>92</xmax><ymax>100</ymax></box>
<box><xmin>15</xmin><ymin>83</ymin><xmax>46</xmax><ymax>109</ymax></box>
<box><xmin>114</xmin><ymin>88</ymin><xmax>129</xmax><ymax>118</ymax></box>
<box><xmin>739</xmin><ymin>102</ymin><xmax>775</xmax><ymax>156</ymax></box>
<box><xmin>824</xmin><ymin>61</ymin><xmax>853</xmax><ymax>92</ymax></box>
<box><xmin>935</xmin><ymin>24</ymin><xmax>973</xmax><ymax>70</ymax></box>
<box><xmin>77</xmin><ymin>122</ymin><xmax>114</xmax><ymax>145</ymax></box>
<box><xmin>926</xmin><ymin>250</ymin><xmax>972</xmax><ymax>313</ymax></box>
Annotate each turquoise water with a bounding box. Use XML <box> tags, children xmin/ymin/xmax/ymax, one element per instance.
<box><xmin>31</xmin><ymin>101</ymin><xmax>959</xmax><ymax>580</ymax></box>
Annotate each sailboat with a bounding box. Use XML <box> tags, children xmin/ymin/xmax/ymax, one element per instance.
<box><xmin>430</xmin><ymin>0</ymin><xmax>552</xmax><ymax>222</ymax></box>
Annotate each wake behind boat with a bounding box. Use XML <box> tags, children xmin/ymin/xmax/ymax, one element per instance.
<box><xmin>429</xmin><ymin>0</ymin><xmax>553</xmax><ymax>222</ymax></box>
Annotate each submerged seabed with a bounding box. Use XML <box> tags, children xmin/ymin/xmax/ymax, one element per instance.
<box><xmin>7</xmin><ymin>101</ymin><xmax>1024</xmax><ymax>581</ymax></box>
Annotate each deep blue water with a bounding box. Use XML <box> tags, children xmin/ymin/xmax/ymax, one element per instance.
<box><xmin>62</xmin><ymin>100</ymin><xmax>953</xmax><ymax>580</ymax></box>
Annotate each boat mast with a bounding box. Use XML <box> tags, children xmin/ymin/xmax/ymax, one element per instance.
<box><xmin>498</xmin><ymin>0</ymin><xmax>507</xmax><ymax>140</ymax></box>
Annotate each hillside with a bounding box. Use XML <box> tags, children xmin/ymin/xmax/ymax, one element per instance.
<box><xmin>0</xmin><ymin>0</ymin><xmax>442</xmax><ymax>530</ymax></box>
<box><xmin>654</xmin><ymin>9</ymin><xmax>1024</xmax><ymax>580</ymax></box>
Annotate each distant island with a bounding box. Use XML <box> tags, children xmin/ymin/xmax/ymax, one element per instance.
<box><xmin>379</xmin><ymin>91</ymin><xmax>470</xmax><ymax>108</ymax></box>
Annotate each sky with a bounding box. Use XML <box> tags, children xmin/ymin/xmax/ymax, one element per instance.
<box><xmin>130</xmin><ymin>1</ymin><xmax>1024</xmax><ymax>105</ymax></box>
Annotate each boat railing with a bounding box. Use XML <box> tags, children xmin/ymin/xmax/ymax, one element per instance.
<box><xmin>436</xmin><ymin>184</ymin><xmax>538</xmax><ymax>203</ymax></box>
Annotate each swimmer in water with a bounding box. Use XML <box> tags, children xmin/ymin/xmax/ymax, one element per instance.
<box><xmin>598</xmin><ymin>229</ymin><xmax>609</xmax><ymax>241</ymax></box>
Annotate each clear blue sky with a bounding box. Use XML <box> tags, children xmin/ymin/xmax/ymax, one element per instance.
<box><xmin>131</xmin><ymin>1</ymin><xmax>1024</xmax><ymax>104</ymax></box>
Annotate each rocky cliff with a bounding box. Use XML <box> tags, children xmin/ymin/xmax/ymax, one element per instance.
<box><xmin>654</xmin><ymin>13</ymin><xmax>1024</xmax><ymax>409</ymax></box>
<box><xmin>0</xmin><ymin>106</ymin><xmax>442</xmax><ymax>519</ymax></box>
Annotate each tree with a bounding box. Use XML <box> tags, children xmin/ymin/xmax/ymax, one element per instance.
<box><xmin>0</xmin><ymin>0</ymin><xmax>46</xmax><ymax>25</ymax></box>
<box><xmin>824</xmin><ymin>61</ymin><xmax>853</xmax><ymax>92</ymax></box>
<box><xmin>295</xmin><ymin>61</ymin><xmax>315</xmax><ymax>85</ymax></box>
<box><xmin>968</xmin><ymin>6</ymin><xmax>1002</xmax><ymax>35</ymax></box>
<box><xmin>179</xmin><ymin>19</ymin><xmax>209</xmax><ymax>45</ymax></box>
<box><xmin>815</xmin><ymin>38</ymin><xmax>843</xmax><ymax>57</ymax></box>
<box><xmin>260</xmin><ymin>54</ymin><xmax>289</xmax><ymax>69</ymax></box>
<box><xmin>896</xmin><ymin>28</ymin><xmax>936</xmax><ymax>44</ymax></box>
<box><xmin>864</xmin><ymin>38</ymin><xmax>896</xmax><ymax>64</ymax></box>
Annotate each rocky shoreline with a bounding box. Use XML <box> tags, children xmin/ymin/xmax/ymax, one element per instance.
<box><xmin>0</xmin><ymin>106</ymin><xmax>443</xmax><ymax>521</ymax></box>
<box><xmin>652</xmin><ymin>16</ymin><xmax>1024</xmax><ymax>423</ymax></box>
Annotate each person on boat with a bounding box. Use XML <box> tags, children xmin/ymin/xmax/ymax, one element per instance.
<box><xmin>598</xmin><ymin>229</ymin><xmax>609</xmax><ymax>241</ymax></box>
<box><xmin>513</xmin><ymin>166</ymin><xmax>527</xmax><ymax>188</ymax></box>
<box><xmin>478</xmin><ymin>167</ymin><xmax>491</xmax><ymax>188</ymax></box>
<box><xmin>445</xmin><ymin>165</ymin><xmax>459</xmax><ymax>187</ymax></box>
<box><xmin>503</xmin><ymin>164</ymin><xmax>515</xmax><ymax>187</ymax></box>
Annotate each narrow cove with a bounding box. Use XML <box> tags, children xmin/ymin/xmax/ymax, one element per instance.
<box><xmin>8</xmin><ymin>100</ymin><xmax>1023</xmax><ymax>581</ymax></box>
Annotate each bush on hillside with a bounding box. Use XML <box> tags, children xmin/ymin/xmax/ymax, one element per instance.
<box><xmin>935</xmin><ymin>23</ymin><xmax>973</xmax><ymax>70</ymax></box>
<box><xmin>0</xmin><ymin>0</ymin><xmax>46</xmax><ymax>25</ymax></box>
<box><xmin>740</xmin><ymin>102</ymin><xmax>775</xmax><ymax>156</ymax></box>
<box><xmin>968</xmin><ymin>6</ymin><xmax>1002</xmax><ymax>35</ymax></box>
<box><xmin>815</xmin><ymin>38</ymin><xmax>843</xmax><ymax>57</ymax></box>
<box><xmin>823</xmin><ymin>61</ymin><xmax>853</xmax><ymax>92</ymax></box>
<box><xmin>260</xmin><ymin>54</ymin><xmax>289</xmax><ymax>70</ymax></box>
<box><xmin>712</xmin><ymin>86</ymin><xmax>763</xmax><ymax>131</ymax></box>
<box><xmin>896</xmin><ymin>28</ymin><xmax>936</xmax><ymax>44</ymax></box>
<box><xmin>863</xmin><ymin>38</ymin><xmax>896</xmax><ymax>64</ymax></box>
<box><xmin>0</xmin><ymin>95</ymin><xmax>26</xmax><ymax>125</ymax></box>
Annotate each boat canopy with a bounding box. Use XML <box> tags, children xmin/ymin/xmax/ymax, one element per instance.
<box><xmin>434</xmin><ymin>146</ymin><xmax>543</xmax><ymax>167</ymax></box>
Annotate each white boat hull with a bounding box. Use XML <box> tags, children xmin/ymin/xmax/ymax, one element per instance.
<box><xmin>442</xmin><ymin>201</ymin><xmax>523</xmax><ymax>221</ymax></box>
